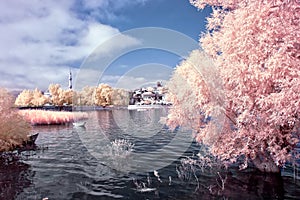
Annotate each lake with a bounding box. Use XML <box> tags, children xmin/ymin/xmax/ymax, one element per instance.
<box><xmin>1</xmin><ymin>109</ymin><xmax>300</xmax><ymax>199</ymax></box>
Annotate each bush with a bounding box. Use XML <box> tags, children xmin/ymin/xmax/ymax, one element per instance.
<box><xmin>0</xmin><ymin>88</ymin><xmax>31</xmax><ymax>152</ymax></box>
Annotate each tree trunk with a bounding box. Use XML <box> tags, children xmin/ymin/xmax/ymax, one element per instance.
<box><xmin>252</xmin><ymin>152</ymin><xmax>280</xmax><ymax>173</ymax></box>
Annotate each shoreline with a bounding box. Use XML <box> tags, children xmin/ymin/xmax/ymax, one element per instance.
<box><xmin>17</xmin><ymin>105</ymin><xmax>171</xmax><ymax>112</ymax></box>
<box><xmin>17</xmin><ymin>105</ymin><xmax>128</xmax><ymax>112</ymax></box>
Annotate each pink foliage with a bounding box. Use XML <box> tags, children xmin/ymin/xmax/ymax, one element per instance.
<box><xmin>190</xmin><ymin>0</ymin><xmax>240</xmax><ymax>9</ymax></box>
<box><xmin>167</xmin><ymin>0</ymin><xmax>300</xmax><ymax>172</ymax></box>
<box><xmin>19</xmin><ymin>110</ymin><xmax>88</xmax><ymax>125</ymax></box>
<box><xmin>166</xmin><ymin>50</ymin><xmax>225</xmax><ymax>145</ymax></box>
<box><xmin>0</xmin><ymin>88</ymin><xmax>31</xmax><ymax>152</ymax></box>
<box><xmin>15</xmin><ymin>88</ymin><xmax>49</xmax><ymax>107</ymax></box>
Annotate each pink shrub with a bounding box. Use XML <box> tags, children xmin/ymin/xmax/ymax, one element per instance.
<box><xmin>19</xmin><ymin>110</ymin><xmax>88</xmax><ymax>125</ymax></box>
<box><xmin>0</xmin><ymin>88</ymin><xmax>31</xmax><ymax>152</ymax></box>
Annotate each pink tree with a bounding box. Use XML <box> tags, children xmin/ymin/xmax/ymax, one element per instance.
<box><xmin>0</xmin><ymin>88</ymin><xmax>31</xmax><ymax>152</ymax></box>
<box><xmin>167</xmin><ymin>0</ymin><xmax>299</xmax><ymax>172</ymax></box>
<box><xmin>15</xmin><ymin>88</ymin><xmax>49</xmax><ymax>107</ymax></box>
<box><xmin>63</xmin><ymin>89</ymin><xmax>74</xmax><ymax>105</ymax></box>
<box><xmin>111</xmin><ymin>88</ymin><xmax>130</xmax><ymax>106</ymax></box>
<box><xmin>78</xmin><ymin>86</ymin><xmax>96</xmax><ymax>106</ymax></box>
<box><xmin>15</xmin><ymin>89</ymin><xmax>34</xmax><ymax>107</ymax></box>
<box><xmin>48</xmin><ymin>84</ymin><xmax>65</xmax><ymax>106</ymax></box>
<box><xmin>31</xmin><ymin>88</ymin><xmax>48</xmax><ymax>106</ymax></box>
<box><xmin>94</xmin><ymin>84</ymin><xmax>113</xmax><ymax>106</ymax></box>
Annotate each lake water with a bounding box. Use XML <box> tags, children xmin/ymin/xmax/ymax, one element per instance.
<box><xmin>1</xmin><ymin>109</ymin><xmax>300</xmax><ymax>199</ymax></box>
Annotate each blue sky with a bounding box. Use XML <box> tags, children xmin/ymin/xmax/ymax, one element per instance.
<box><xmin>0</xmin><ymin>0</ymin><xmax>211</xmax><ymax>91</ymax></box>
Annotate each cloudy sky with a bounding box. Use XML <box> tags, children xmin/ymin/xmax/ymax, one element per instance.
<box><xmin>0</xmin><ymin>0</ymin><xmax>211</xmax><ymax>91</ymax></box>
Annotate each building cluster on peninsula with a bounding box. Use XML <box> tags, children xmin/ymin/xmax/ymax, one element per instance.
<box><xmin>15</xmin><ymin>70</ymin><xmax>171</xmax><ymax>109</ymax></box>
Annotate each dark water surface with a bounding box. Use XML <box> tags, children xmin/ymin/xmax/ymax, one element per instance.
<box><xmin>1</xmin><ymin>109</ymin><xmax>299</xmax><ymax>199</ymax></box>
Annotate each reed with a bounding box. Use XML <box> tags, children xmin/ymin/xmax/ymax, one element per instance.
<box><xmin>19</xmin><ymin>110</ymin><xmax>88</xmax><ymax>125</ymax></box>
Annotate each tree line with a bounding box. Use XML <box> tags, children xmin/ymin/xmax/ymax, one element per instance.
<box><xmin>15</xmin><ymin>83</ymin><xmax>130</xmax><ymax>107</ymax></box>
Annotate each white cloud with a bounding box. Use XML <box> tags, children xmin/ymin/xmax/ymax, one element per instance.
<box><xmin>72</xmin><ymin>60</ymin><xmax>172</xmax><ymax>90</ymax></box>
<box><xmin>101</xmin><ymin>75</ymin><xmax>122</xmax><ymax>83</ymax></box>
<box><xmin>113</xmin><ymin>75</ymin><xmax>167</xmax><ymax>90</ymax></box>
<box><xmin>106</xmin><ymin>63</ymin><xmax>173</xmax><ymax>90</ymax></box>
<box><xmin>81</xmin><ymin>0</ymin><xmax>147</xmax><ymax>10</ymax></box>
<box><xmin>0</xmin><ymin>0</ymin><xmax>145</xmax><ymax>91</ymax></box>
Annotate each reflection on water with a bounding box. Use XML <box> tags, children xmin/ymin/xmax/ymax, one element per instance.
<box><xmin>0</xmin><ymin>154</ymin><xmax>33</xmax><ymax>199</ymax></box>
<box><xmin>77</xmin><ymin>109</ymin><xmax>192</xmax><ymax>172</ymax></box>
<box><xmin>0</xmin><ymin>110</ymin><xmax>298</xmax><ymax>199</ymax></box>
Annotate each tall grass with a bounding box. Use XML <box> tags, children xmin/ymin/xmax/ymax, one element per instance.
<box><xmin>19</xmin><ymin>110</ymin><xmax>88</xmax><ymax>125</ymax></box>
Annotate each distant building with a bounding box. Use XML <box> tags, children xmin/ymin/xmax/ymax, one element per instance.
<box><xmin>129</xmin><ymin>82</ymin><xmax>171</xmax><ymax>105</ymax></box>
<box><xmin>43</xmin><ymin>91</ymin><xmax>52</xmax><ymax>99</ymax></box>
